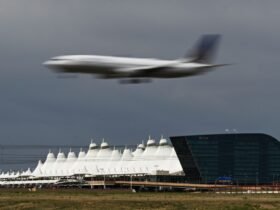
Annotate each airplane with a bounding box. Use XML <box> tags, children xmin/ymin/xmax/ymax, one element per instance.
<box><xmin>43</xmin><ymin>34</ymin><xmax>228</xmax><ymax>84</ymax></box>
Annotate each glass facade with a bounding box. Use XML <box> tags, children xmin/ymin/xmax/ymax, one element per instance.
<box><xmin>171</xmin><ymin>133</ymin><xmax>280</xmax><ymax>184</ymax></box>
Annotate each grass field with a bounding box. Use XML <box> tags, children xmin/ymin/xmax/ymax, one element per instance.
<box><xmin>0</xmin><ymin>189</ymin><xmax>280</xmax><ymax>210</ymax></box>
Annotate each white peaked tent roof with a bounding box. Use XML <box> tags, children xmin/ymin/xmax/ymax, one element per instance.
<box><xmin>57</xmin><ymin>151</ymin><xmax>66</xmax><ymax>159</ymax></box>
<box><xmin>142</xmin><ymin>137</ymin><xmax>158</xmax><ymax>160</ymax></box>
<box><xmin>167</xmin><ymin>148</ymin><xmax>183</xmax><ymax>174</ymax></box>
<box><xmin>94</xmin><ymin>140</ymin><xmax>113</xmax><ymax>175</ymax></box>
<box><xmin>96</xmin><ymin>140</ymin><xmax>112</xmax><ymax>159</ymax></box>
<box><xmin>40</xmin><ymin>151</ymin><xmax>56</xmax><ymax>177</ymax></box>
<box><xmin>85</xmin><ymin>140</ymin><xmax>99</xmax><ymax>160</ymax></box>
<box><xmin>104</xmin><ymin>148</ymin><xmax>121</xmax><ymax>175</ymax></box>
<box><xmin>0</xmin><ymin>172</ymin><xmax>5</xmax><ymax>179</ymax></box>
<box><xmin>118</xmin><ymin>148</ymin><xmax>134</xmax><ymax>174</ymax></box>
<box><xmin>159</xmin><ymin>137</ymin><xmax>168</xmax><ymax>145</ymax></box>
<box><xmin>71</xmin><ymin>149</ymin><xmax>88</xmax><ymax>175</ymax></box>
<box><xmin>132</xmin><ymin>143</ymin><xmax>145</xmax><ymax>160</ymax></box>
<box><xmin>7</xmin><ymin>172</ymin><xmax>13</xmax><ymax>179</ymax></box>
<box><xmin>121</xmin><ymin>148</ymin><xmax>133</xmax><ymax>161</ymax></box>
<box><xmin>150</xmin><ymin>137</ymin><xmax>174</xmax><ymax>173</ymax></box>
<box><xmin>84</xmin><ymin>141</ymin><xmax>100</xmax><ymax>175</ymax></box>
<box><xmin>155</xmin><ymin>138</ymin><xmax>173</xmax><ymax>157</ymax></box>
<box><xmin>62</xmin><ymin>149</ymin><xmax>77</xmax><ymax>176</ymax></box>
<box><xmin>8</xmin><ymin>171</ymin><xmax>20</xmax><ymax>179</ymax></box>
<box><xmin>52</xmin><ymin>151</ymin><xmax>66</xmax><ymax>177</ymax></box>
<box><xmin>67</xmin><ymin>150</ymin><xmax>77</xmax><ymax>160</ymax></box>
<box><xmin>128</xmin><ymin>137</ymin><xmax>156</xmax><ymax>174</ymax></box>
<box><xmin>110</xmin><ymin>149</ymin><xmax>121</xmax><ymax>161</ymax></box>
<box><xmin>0</xmin><ymin>171</ymin><xmax>10</xmax><ymax>179</ymax></box>
<box><xmin>26</xmin><ymin>168</ymin><xmax>32</xmax><ymax>176</ymax></box>
<box><xmin>0</xmin><ymin>172</ymin><xmax>8</xmax><ymax>179</ymax></box>
<box><xmin>32</xmin><ymin>160</ymin><xmax>43</xmax><ymax>177</ymax></box>
<box><xmin>20</xmin><ymin>168</ymin><xmax>32</xmax><ymax>177</ymax></box>
<box><xmin>3</xmin><ymin>172</ymin><xmax>11</xmax><ymax>179</ymax></box>
<box><xmin>130</xmin><ymin>144</ymin><xmax>145</xmax><ymax>174</ymax></box>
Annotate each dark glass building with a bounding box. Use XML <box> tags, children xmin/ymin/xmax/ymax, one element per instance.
<box><xmin>170</xmin><ymin>133</ymin><xmax>280</xmax><ymax>185</ymax></box>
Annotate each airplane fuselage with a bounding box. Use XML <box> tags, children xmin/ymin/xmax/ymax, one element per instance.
<box><xmin>45</xmin><ymin>55</ymin><xmax>213</xmax><ymax>79</ymax></box>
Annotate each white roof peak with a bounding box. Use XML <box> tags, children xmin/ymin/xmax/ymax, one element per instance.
<box><xmin>121</xmin><ymin>148</ymin><xmax>133</xmax><ymax>160</ymax></box>
<box><xmin>46</xmin><ymin>151</ymin><xmax>55</xmax><ymax>160</ymax></box>
<box><xmin>100</xmin><ymin>139</ymin><xmax>109</xmax><ymax>149</ymax></box>
<box><xmin>159</xmin><ymin>138</ymin><xmax>168</xmax><ymax>146</ymax></box>
<box><xmin>78</xmin><ymin>150</ymin><xmax>86</xmax><ymax>158</ymax></box>
<box><xmin>110</xmin><ymin>149</ymin><xmax>121</xmax><ymax>160</ymax></box>
<box><xmin>137</xmin><ymin>142</ymin><xmax>145</xmax><ymax>150</ymax></box>
<box><xmin>67</xmin><ymin>150</ymin><xmax>76</xmax><ymax>159</ymax></box>
<box><xmin>89</xmin><ymin>141</ymin><xmax>98</xmax><ymax>149</ymax></box>
<box><xmin>147</xmin><ymin>136</ymin><xmax>156</xmax><ymax>146</ymax></box>
<box><xmin>57</xmin><ymin>151</ymin><xmax>66</xmax><ymax>159</ymax></box>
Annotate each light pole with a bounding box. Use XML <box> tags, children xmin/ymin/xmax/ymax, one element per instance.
<box><xmin>130</xmin><ymin>175</ymin><xmax>133</xmax><ymax>190</ymax></box>
<box><xmin>104</xmin><ymin>174</ymin><xmax>106</xmax><ymax>189</ymax></box>
<box><xmin>275</xmin><ymin>174</ymin><xmax>278</xmax><ymax>190</ymax></box>
<box><xmin>255</xmin><ymin>172</ymin><xmax>258</xmax><ymax>190</ymax></box>
<box><xmin>100</xmin><ymin>168</ymin><xmax>106</xmax><ymax>189</ymax></box>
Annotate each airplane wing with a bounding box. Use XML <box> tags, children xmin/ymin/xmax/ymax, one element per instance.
<box><xmin>121</xmin><ymin>62</ymin><xmax>229</xmax><ymax>78</ymax></box>
<box><xmin>121</xmin><ymin>59</ymin><xmax>187</xmax><ymax>77</ymax></box>
<box><xmin>124</xmin><ymin>66</ymin><xmax>170</xmax><ymax>76</ymax></box>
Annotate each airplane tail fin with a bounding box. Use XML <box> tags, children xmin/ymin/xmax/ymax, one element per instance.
<box><xmin>186</xmin><ymin>34</ymin><xmax>221</xmax><ymax>63</ymax></box>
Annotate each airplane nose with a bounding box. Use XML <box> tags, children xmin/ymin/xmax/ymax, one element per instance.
<box><xmin>43</xmin><ymin>60</ymin><xmax>62</xmax><ymax>72</ymax></box>
<box><xmin>43</xmin><ymin>61</ymin><xmax>49</xmax><ymax>66</ymax></box>
<box><xmin>43</xmin><ymin>60</ymin><xmax>54</xmax><ymax>67</ymax></box>
<box><xmin>43</xmin><ymin>59</ymin><xmax>63</xmax><ymax>67</ymax></box>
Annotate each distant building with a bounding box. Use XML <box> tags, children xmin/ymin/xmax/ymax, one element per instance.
<box><xmin>171</xmin><ymin>133</ymin><xmax>280</xmax><ymax>185</ymax></box>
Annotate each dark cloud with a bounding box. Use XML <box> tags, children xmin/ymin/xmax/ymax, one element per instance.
<box><xmin>0</xmin><ymin>0</ymin><xmax>279</xmax><ymax>147</ymax></box>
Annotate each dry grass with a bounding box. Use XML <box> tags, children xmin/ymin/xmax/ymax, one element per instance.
<box><xmin>0</xmin><ymin>189</ymin><xmax>279</xmax><ymax>210</ymax></box>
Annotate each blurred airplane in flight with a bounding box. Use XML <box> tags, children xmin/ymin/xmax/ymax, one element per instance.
<box><xmin>43</xmin><ymin>34</ymin><xmax>228</xmax><ymax>84</ymax></box>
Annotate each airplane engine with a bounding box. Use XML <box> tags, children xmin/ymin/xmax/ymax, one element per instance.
<box><xmin>119</xmin><ymin>79</ymin><xmax>151</xmax><ymax>84</ymax></box>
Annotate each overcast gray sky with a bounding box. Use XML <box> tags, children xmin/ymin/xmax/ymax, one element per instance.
<box><xmin>0</xmin><ymin>0</ymin><xmax>279</xmax><ymax>146</ymax></box>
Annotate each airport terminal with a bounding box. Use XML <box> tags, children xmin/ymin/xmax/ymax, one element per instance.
<box><xmin>1</xmin><ymin>133</ymin><xmax>280</xmax><ymax>190</ymax></box>
<box><xmin>171</xmin><ymin>133</ymin><xmax>280</xmax><ymax>185</ymax></box>
<box><xmin>0</xmin><ymin>137</ymin><xmax>184</xmax><ymax>188</ymax></box>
